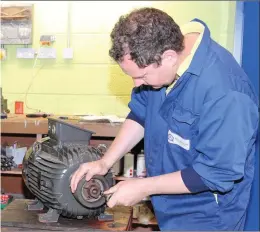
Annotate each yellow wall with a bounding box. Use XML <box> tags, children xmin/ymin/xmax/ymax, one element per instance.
<box><xmin>1</xmin><ymin>1</ymin><xmax>236</xmax><ymax>117</ymax></box>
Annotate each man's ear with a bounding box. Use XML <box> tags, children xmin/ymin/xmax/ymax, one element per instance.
<box><xmin>161</xmin><ymin>50</ymin><xmax>178</xmax><ymax>66</ymax></box>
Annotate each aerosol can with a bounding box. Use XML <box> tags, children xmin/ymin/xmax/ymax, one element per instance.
<box><xmin>123</xmin><ymin>153</ymin><xmax>134</xmax><ymax>177</ymax></box>
<box><xmin>136</xmin><ymin>150</ymin><xmax>146</xmax><ymax>178</ymax></box>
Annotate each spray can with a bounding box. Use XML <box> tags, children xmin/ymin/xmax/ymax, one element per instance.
<box><xmin>112</xmin><ymin>158</ymin><xmax>123</xmax><ymax>176</ymax></box>
<box><xmin>136</xmin><ymin>150</ymin><xmax>146</xmax><ymax>178</ymax></box>
<box><xmin>123</xmin><ymin>153</ymin><xmax>134</xmax><ymax>178</ymax></box>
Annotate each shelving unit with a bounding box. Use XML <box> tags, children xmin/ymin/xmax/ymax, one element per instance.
<box><xmin>0</xmin><ymin>169</ymin><xmax>136</xmax><ymax>177</ymax></box>
<box><xmin>0</xmin><ymin>169</ymin><xmax>140</xmax><ymax>182</ymax></box>
<box><xmin>1</xmin><ymin>114</ymin><xmax>158</xmax><ymax>229</ymax></box>
<box><xmin>132</xmin><ymin>218</ymin><xmax>158</xmax><ymax>226</ymax></box>
<box><xmin>1</xmin><ymin>114</ymin><xmax>121</xmax><ymax>196</ymax></box>
<box><xmin>114</xmin><ymin>176</ymin><xmax>139</xmax><ymax>181</ymax></box>
<box><xmin>0</xmin><ymin>168</ymin><xmax>22</xmax><ymax>175</ymax></box>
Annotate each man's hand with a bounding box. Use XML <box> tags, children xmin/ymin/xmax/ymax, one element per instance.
<box><xmin>70</xmin><ymin>159</ymin><xmax>109</xmax><ymax>193</ymax></box>
<box><xmin>104</xmin><ymin>179</ymin><xmax>149</xmax><ymax>208</ymax></box>
<box><xmin>103</xmin><ymin>171</ymin><xmax>191</xmax><ymax>207</ymax></box>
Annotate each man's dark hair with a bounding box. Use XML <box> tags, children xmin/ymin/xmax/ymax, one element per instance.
<box><xmin>109</xmin><ymin>7</ymin><xmax>184</xmax><ymax>68</ymax></box>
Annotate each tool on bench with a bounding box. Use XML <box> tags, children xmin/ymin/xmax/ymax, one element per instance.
<box><xmin>98</xmin><ymin>212</ymin><xmax>114</xmax><ymax>222</ymax></box>
<box><xmin>101</xmin><ymin>191</ymin><xmax>113</xmax><ymax>202</ymax></box>
<box><xmin>58</xmin><ymin>116</ymin><xmax>69</xmax><ymax>120</ymax></box>
<box><xmin>26</xmin><ymin>113</ymin><xmax>52</xmax><ymax>118</ymax></box>
<box><xmin>97</xmin><ymin>191</ymin><xmax>114</xmax><ymax>221</ymax></box>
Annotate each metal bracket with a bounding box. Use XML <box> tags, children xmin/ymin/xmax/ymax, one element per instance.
<box><xmin>97</xmin><ymin>213</ymin><xmax>114</xmax><ymax>222</ymax></box>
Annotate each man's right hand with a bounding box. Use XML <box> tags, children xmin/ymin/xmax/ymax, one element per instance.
<box><xmin>70</xmin><ymin>119</ymin><xmax>145</xmax><ymax>193</ymax></box>
<box><xmin>70</xmin><ymin>159</ymin><xmax>109</xmax><ymax>193</ymax></box>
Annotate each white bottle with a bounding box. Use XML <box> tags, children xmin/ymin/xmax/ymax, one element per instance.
<box><xmin>112</xmin><ymin>158</ymin><xmax>123</xmax><ymax>176</ymax></box>
<box><xmin>123</xmin><ymin>153</ymin><xmax>134</xmax><ymax>177</ymax></box>
<box><xmin>136</xmin><ymin>150</ymin><xmax>146</xmax><ymax>178</ymax></box>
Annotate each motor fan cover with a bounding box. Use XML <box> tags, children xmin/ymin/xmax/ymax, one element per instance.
<box><xmin>22</xmin><ymin>118</ymin><xmax>114</xmax><ymax>222</ymax></box>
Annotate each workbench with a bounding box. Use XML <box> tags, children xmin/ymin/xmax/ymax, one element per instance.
<box><xmin>1</xmin><ymin>199</ymin><xmax>133</xmax><ymax>231</ymax></box>
<box><xmin>1</xmin><ymin>115</ymin><xmax>158</xmax><ymax>230</ymax></box>
<box><xmin>1</xmin><ymin>114</ymin><xmax>122</xmax><ymax>196</ymax></box>
<box><xmin>1</xmin><ymin>114</ymin><xmax>122</xmax><ymax>141</ymax></box>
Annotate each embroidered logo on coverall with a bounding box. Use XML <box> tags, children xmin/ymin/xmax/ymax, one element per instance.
<box><xmin>168</xmin><ymin>130</ymin><xmax>190</xmax><ymax>150</ymax></box>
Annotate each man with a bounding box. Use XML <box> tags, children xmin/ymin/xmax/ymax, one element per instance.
<box><xmin>71</xmin><ymin>8</ymin><xmax>259</xmax><ymax>230</ymax></box>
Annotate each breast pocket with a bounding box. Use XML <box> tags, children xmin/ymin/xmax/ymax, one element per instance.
<box><xmin>168</xmin><ymin>107</ymin><xmax>199</xmax><ymax>152</ymax></box>
<box><xmin>161</xmin><ymin>105</ymin><xmax>199</xmax><ymax>173</ymax></box>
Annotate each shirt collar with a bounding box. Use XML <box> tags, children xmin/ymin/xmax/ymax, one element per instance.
<box><xmin>185</xmin><ymin>18</ymin><xmax>211</xmax><ymax>76</ymax></box>
<box><xmin>177</xmin><ymin>20</ymin><xmax>205</xmax><ymax>77</ymax></box>
<box><xmin>166</xmin><ymin>19</ymin><xmax>211</xmax><ymax>94</ymax></box>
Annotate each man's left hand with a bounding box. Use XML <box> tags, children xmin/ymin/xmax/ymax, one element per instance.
<box><xmin>104</xmin><ymin>179</ymin><xmax>149</xmax><ymax>208</ymax></box>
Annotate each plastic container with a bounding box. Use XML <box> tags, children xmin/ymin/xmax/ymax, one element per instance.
<box><xmin>123</xmin><ymin>153</ymin><xmax>134</xmax><ymax>178</ymax></box>
<box><xmin>1</xmin><ymin>194</ymin><xmax>13</xmax><ymax>210</ymax></box>
<box><xmin>6</xmin><ymin>146</ymin><xmax>27</xmax><ymax>165</ymax></box>
<box><xmin>15</xmin><ymin>101</ymin><xmax>24</xmax><ymax>114</ymax></box>
<box><xmin>112</xmin><ymin>158</ymin><xmax>123</xmax><ymax>176</ymax></box>
<box><xmin>136</xmin><ymin>150</ymin><xmax>146</xmax><ymax>178</ymax></box>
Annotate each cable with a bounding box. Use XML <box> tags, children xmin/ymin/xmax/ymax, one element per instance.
<box><xmin>24</xmin><ymin>49</ymin><xmax>44</xmax><ymax>112</ymax></box>
<box><xmin>67</xmin><ymin>2</ymin><xmax>71</xmax><ymax>48</ymax></box>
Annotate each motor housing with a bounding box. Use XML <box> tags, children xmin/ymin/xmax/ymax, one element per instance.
<box><xmin>22</xmin><ymin>118</ymin><xmax>114</xmax><ymax>223</ymax></box>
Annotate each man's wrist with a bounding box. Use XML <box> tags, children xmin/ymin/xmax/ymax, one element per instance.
<box><xmin>140</xmin><ymin>177</ymin><xmax>158</xmax><ymax>196</ymax></box>
<box><xmin>101</xmin><ymin>156</ymin><xmax>113</xmax><ymax>171</ymax></box>
<box><xmin>139</xmin><ymin>171</ymin><xmax>192</xmax><ymax>196</ymax></box>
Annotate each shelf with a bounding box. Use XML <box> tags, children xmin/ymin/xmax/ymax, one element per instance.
<box><xmin>132</xmin><ymin>217</ymin><xmax>158</xmax><ymax>225</ymax></box>
<box><xmin>114</xmin><ymin>176</ymin><xmax>140</xmax><ymax>181</ymax></box>
<box><xmin>1</xmin><ymin>16</ymin><xmax>30</xmax><ymax>19</ymax></box>
<box><xmin>1</xmin><ymin>169</ymin><xmax>147</xmax><ymax>183</ymax></box>
<box><xmin>0</xmin><ymin>6</ymin><xmax>32</xmax><ymax>21</ymax></box>
<box><xmin>0</xmin><ymin>171</ymin><xmax>142</xmax><ymax>182</ymax></box>
<box><xmin>0</xmin><ymin>168</ymin><xmax>22</xmax><ymax>175</ymax></box>
<box><xmin>1</xmin><ymin>114</ymin><xmax>121</xmax><ymax>137</ymax></box>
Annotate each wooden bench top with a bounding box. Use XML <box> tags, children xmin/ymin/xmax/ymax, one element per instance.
<box><xmin>1</xmin><ymin>114</ymin><xmax>122</xmax><ymax>137</ymax></box>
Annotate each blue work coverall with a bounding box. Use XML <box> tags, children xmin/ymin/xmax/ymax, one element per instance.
<box><xmin>127</xmin><ymin>19</ymin><xmax>259</xmax><ymax>230</ymax></box>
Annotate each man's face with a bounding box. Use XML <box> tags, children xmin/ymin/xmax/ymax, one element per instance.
<box><xmin>119</xmin><ymin>52</ymin><xmax>178</xmax><ymax>89</ymax></box>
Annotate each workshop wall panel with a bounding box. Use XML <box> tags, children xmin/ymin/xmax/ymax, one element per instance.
<box><xmin>2</xmin><ymin>63</ymin><xmax>132</xmax><ymax>96</ymax></box>
<box><xmin>5</xmin><ymin>93</ymin><xmax>130</xmax><ymax>116</ymax></box>
<box><xmin>70</xmin><ymin>1</ymin><xmax>153</xmax><ymax>34</ymax></box>
<box><xmin>32</xmin><ymin>2</ymin><xmax>69</xmax><ymax>36</ymax></box>
<box><xmin>1</xmin><ymin>1</ymin><xmax>236</xmax><ymax>116</ymax></box>
<box><xmin>71</xmin><ymin>34</ymin><xmax>112</xmax><ymax>64</ymax></box>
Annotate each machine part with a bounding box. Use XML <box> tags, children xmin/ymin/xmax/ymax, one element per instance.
<box><xmin>38</xmin><ymin>208</ymin><xmax>60</xmax><ymax>223</ymax></box>
<box><xmin>73</xmin><ymin>175</ymin><xmax>110</xmax><ymax>209</ymax></box>
<box><xmin>27</xmin><ymin>198</ymin><xmax>44</xmax><ymax>210</ymax></box>
<box><xmin>96</xmin><ymin>144</ymin><xmax>107</xmax><ymax>154</ymax></box>
<box><xmin>98</xmin><ymin>213</ymin><xmax>114</xmax><ymax>222</ymax></box>
<box><xmin>101</xmin><ymin>192</ymin><xmax>113</xmax><ymax>202</ymax></box>
<box><xmin>47</xmin><ymin>118</ymin><xmax>95</xmax><ymax>145</ymax></box>
<box><xmin>22</xmin><ymin>118</ymin><xmax>115</xmax><ymax>223</ymax></box>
